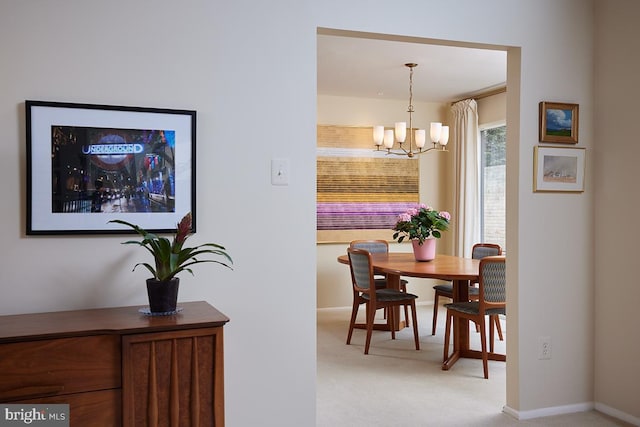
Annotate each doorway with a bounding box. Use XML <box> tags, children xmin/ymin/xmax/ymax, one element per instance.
<box><xmin>315</xmin><ymin>28</ymin><xmax>518</xmax><ymax>418</ymax></box>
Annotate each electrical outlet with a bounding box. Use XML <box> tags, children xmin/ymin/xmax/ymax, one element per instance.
<box><xmin>538</xmin><ymin>336</ymin><xmax>551</xmax><ymax>360</ymax></box>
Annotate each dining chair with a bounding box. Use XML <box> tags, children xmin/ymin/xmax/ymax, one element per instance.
<box><xmin>431</xmin><ymin>243</ymin><xmax>503</xmax><ymax>340</ymax></box>
<box><xmin>346</xmin><ymin>247</ymin><xmax>420</xmax><ymax>355</ymax></box>
<box><xmin>443</xmin><ymin>255</ymin><xmax>506</xmax><ymax>379</ymax></box>
<box><xmin>349</xmin><ymin>240</ymin><xmax>410</xmax><ymax>325</ymax></box>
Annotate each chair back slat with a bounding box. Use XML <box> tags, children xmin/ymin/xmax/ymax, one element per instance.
<box><xmin>479</xmin><ymin>256</ymin><xmax>506</xmax><ymax>308</ymax></box>
<box><xmin>347</xmin><ymin>248</ymin><xmax>374</xmax><ymax>291</ymax></box>
<box><xmin>472</xmin><ymin>243</ymin><xmax>502</xmax><ymax>260</ymax></box>
<box><xmin>350</xmin><ymin>240</ymin><xmax>389</xmax><ymax>254</ymax></box>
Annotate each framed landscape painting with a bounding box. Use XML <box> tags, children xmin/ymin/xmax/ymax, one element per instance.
<box><xmin>539</xmin><ymin>101</ymin><xmax>579</xmax><ymax>143</ymax></box>
<box><xmin>533</xmin><ymin>146</ymin><xmax>585</xmax><ymax>193</ymax></box>
<box><xmin>26</xmin><ymin>100</ymin><xmax>196</xmax><ymax>235</ymax></box>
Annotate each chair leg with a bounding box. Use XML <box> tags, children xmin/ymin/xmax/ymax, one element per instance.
<box><xmin>479</xmin><ymin>317</ymin><xmax>489</xmax><ymax>379</ymax></box>
<box><xmin>432</xmin><ymin>292</ymin><xmax>440</xmax><ymax>335</ymax></box>
<box><xmin>443</xmin><ymin>309</ymin><xmax>452</xmax><ymax>362</ymax></box>
<box><xmin>494</xmin><ymin>315</ymin><xmax>504</xmax><ymax>340</ymax></box>
<box><xmin>364</xmin><ymin>303</ymin><xmax>376</xmax><ymax>355</ymax></box>
<box><xmin>389</xmin><ymin>306</ymin><xmax>396</xmax><ymax>340</ymax></box>
<box><xmin>489</xmin><ymin>315</ymin><xmax>504</xmax><ymax>354</ymax></box>
<box><xmin>401</xmin><ymin>283</ymin><xmax>410</xmax><ymax>327</ymax></box>
<box><xmin>346</xmin><ymin>298</ymin><xmax>360</xmax><ymax>345</ymax></box>
<box><xmin>404</xmin><ymin>304</ymin><xmax>410</xmax><ymax>327</ymax></box>
<box><xmin>410</xmin><ymin>301</ymin><xmax>420</xmax><ymax>350</ymax></box>
<box><xmin>489</xmin><ymin>316</ymin><xmax>495</xmax><ymax>354</ymax></box>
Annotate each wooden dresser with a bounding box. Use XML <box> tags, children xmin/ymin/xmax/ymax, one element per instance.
<box><xmin>0</xmin><ymin>301</ymin><xmax>229</xmax><ymax>426</ymax></box>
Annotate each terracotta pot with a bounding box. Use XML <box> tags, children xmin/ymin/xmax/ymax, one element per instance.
<box><xmin>412</xmin><ymin>238</ymin><xmax>436</xmax><ymax>261</ymax></box>
<box><xmin>146</xmin><ymin>278</ymin><xmax>180</xmax><ymax>314</ymax></box>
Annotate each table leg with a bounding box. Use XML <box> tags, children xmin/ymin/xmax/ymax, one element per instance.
<box><xmin>442</xmin><ymin>279</ymin><xmax>470</xmax><ymax>370</ymax></box>
<box><xmin>384</xmin><ymin>273</ymin><xmax>405</xmax><ymax>331</ymax></box>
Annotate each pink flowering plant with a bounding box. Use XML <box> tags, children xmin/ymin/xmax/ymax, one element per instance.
<box><xmin>109</xmin><ymin>212</ymin><xmax>232</xmax><ymax>281</ymax></box>
<box><xmin>392</xmin><ymin>204</ymin><xmax>451</xmax><ymax>245</ymax></box>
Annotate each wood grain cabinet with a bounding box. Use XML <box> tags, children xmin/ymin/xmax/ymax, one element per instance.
<box><xmin>0</xmin><ymin>301</ymin><xmax>229</xmax><ymax>427</ymax></box>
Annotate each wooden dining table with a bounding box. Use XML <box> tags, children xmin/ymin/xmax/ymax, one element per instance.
<box><xmin>337</xmin><ymin>252</ymin><xmax>505</xmax><ymax>370</ymax></box>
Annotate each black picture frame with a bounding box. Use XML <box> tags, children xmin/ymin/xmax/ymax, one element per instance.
<box><xmin>26</xmin><ymin>100</ymin><xmax>196</xmax><ymax>235</ymax></box>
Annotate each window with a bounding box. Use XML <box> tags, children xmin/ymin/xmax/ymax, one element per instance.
<box><xmin>480</xmin><ymin>124</ymin><xmax>506</xmax><ymax>250</ymax></box>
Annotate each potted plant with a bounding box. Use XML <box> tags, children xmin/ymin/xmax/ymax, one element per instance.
<box><xmin>392</xmin><ymin>204</ymin><xmax>451</xmax><ymax>261</ymax></box>
<box><xmin>110</xmin><ymin>212</ymin><xmax>233</xmax><ymax>314</ymax></box>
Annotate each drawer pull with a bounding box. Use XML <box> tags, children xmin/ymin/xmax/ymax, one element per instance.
<box><xmin>4</xmin><ymin>385</ymin><xmax>65</xmax><ymax>401</ymax></box>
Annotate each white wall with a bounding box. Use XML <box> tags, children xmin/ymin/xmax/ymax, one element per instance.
<box><xmin>478</xmin><ymin>92</ymin><xmax>507</xmax><ymax>126</ymax></box>
<box><xmin>593</xmin><ymin>0</ymin><xmax>640</xmax><ymax>423</ymax></box>
<box><xmin>0</xmin><ymin>2</ymin><xmax>317</xmax><ymax>426</ymax></box>
<box><xmin>1</xmin><ymin>0</ymin><xmax>636</xmax><ymax>425</ymax></box>
<box><xmin>316</xmin><ymin>0</ymin><xmax>597</xmax><ymax>419</ymax></box>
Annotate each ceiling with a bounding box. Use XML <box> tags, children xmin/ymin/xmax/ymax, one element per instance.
<box><xmin>317</xmin><ymin>33</ymin><xmax>507</xmax><ymax>104</ymax></box>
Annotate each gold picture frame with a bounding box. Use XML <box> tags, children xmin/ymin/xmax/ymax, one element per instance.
<box><xmin>533</xmin><ymin>146</ymin><xmax>585</xmax><ymax>193</ymax></box>
<box><xmin>539</xmin><ymin>101</ymin><xmax>579</xmax><ymax>143</ymax></box>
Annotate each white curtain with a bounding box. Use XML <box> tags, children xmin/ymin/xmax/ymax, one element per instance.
<box><xmin>451</xmin><ymin>99</ymin><xmax>480</xmax><ymax>258</ymax></box>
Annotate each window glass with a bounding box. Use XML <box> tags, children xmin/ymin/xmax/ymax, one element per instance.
<box><xmin>480</xmin><ymin>124</ymin><xmax>506</xmax><ymax>250</ymax></box>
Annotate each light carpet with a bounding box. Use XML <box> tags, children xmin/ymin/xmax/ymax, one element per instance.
<box><xmin>316</xmin><ymin>304</ymin><xmax>631</xmax><ymax>427</ymax></box>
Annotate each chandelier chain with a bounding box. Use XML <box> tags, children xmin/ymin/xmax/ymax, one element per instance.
<box><xmin>407</xmin><ymin>64</ymin><xmax>415</xmax><ymax>151</ymax></box>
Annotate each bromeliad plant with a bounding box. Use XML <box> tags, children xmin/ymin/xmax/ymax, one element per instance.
<box><xmin>109</xmin><ymin>212</ymin><xmax>233</xmax><ymax>281</ymax></box>
<box><xmin>392</xmin><ymin>203</ymin><xmax>451</xmax><ymax>245</ymax></box>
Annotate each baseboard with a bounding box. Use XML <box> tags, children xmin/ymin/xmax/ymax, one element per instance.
<box><xmin>502</xmin><ymin>402</ymin><xmax>593</xmax><ymax>420</ymax></box>
<box><xmin>595</xmin><ymin>402</ymin><xmax>640</xmax><ymax>426</ymax></box>
<box><xmin>502</xmin><ymin>401</ymin><xmax>638</xmax><ymax>425</ymax></box>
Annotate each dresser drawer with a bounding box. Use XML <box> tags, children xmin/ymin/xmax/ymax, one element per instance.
<box><xmin>0</xmin><ymin>335</ymin><xmax>120</xmax><ymax>401</ymax></box>
<box><xmin>20</xmin><ymin>389</ymin><xmax>121</xmax><ymax>427</ymax></box>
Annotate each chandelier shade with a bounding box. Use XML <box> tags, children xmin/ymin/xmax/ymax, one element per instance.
<box><xmin>373</xmin><ymin>63</ymin><xmax>449</xmax><ymax>157</ymax></box>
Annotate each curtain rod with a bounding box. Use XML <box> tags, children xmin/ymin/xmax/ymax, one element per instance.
<box><xmin>451</xmin><ymin>86</ymin><xmax>506</xmax><ymax>105</ymax></box>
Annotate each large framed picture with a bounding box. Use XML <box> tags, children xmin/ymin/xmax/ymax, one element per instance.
<box><xmin>26</xmin><ymin>100</ymin><xmax>196</xmax><ymax>235</ymax></box>
<box><xmin>539</xmin><ymin>101</ymin><xmax>579</xmax><ymax>143</ymax></box>
<box><xmin>533</xmin><ymin>146</ymin><xmax>585</xmax><ymax>193</ymax></box>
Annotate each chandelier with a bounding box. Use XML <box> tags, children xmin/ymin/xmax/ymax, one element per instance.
<box><xmin>373</xmin><ymin>63</ymin><xmax>449</xmax><ymax>157</ymax></box>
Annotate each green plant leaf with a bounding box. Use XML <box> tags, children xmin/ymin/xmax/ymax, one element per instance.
<box><xmin>109</xmin><ymin>213</ymin><xmax>233</xmax><ymax>282</ymax></box>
